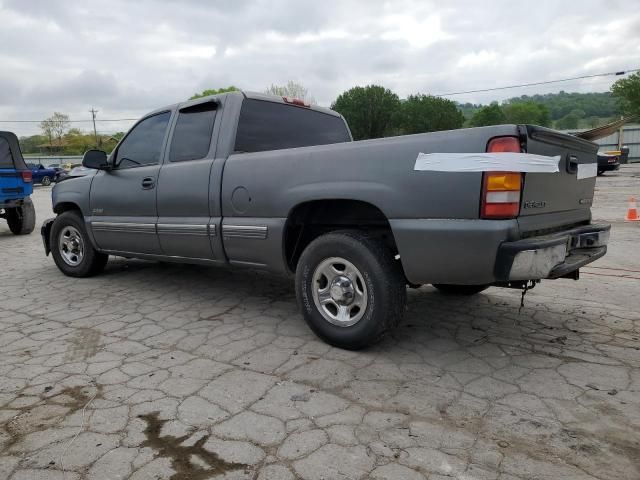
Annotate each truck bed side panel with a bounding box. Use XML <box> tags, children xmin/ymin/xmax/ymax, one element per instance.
<box><xmin>220</xmin><ymin>125</ymin><xmax>520</xmax><ymax>271</ymax></box>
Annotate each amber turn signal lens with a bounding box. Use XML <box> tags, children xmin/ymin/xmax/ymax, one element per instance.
<box><xmin>485</xmin><ymin>172</ymin><xmax>522</xmax><ymax>191</ymax></box>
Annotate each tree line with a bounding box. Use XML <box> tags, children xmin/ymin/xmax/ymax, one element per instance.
<box><xmin>20</xmin><ymin>72</ymin><xmax>639</xmax><ymax>154</ymax></box>
<box><xmin>190</xmin><ymin>79</ymin><xmax>634</xmax><ymax>140</ymax></box>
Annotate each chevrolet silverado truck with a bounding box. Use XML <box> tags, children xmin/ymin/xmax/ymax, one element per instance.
<box><xmin>42</xmin><ymin>91</ymin><xmax>609</xmax><ymax>349</ymax></box>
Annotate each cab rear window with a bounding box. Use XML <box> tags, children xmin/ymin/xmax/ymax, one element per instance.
<box><xmin>0</xmin><ymin>138</ymin><xmax>13</xmax><ymax>168</ymax></box>
<box><xmin>234</xmin><ymin>99</ymin><xmax>351</xmax><ymax>153</ymax></box>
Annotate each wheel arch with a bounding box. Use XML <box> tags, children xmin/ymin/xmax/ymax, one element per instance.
<box><xmin>53</xmin><ymin>201</ymin><xmax>82</xmax><ymax>215</ymax></box>
<box><xmin>283</xmin><ymin>198</ymin><xmax>401</xmax><ymax>274</ymax></box>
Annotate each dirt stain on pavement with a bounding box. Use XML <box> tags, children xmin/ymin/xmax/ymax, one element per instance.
<box><xmin>3</xmin><ymin>384</ymin><xmax>99</xmax><ymax>452</ymax></box>
<box><xmin>64</xmin><ymin>328</ymin><xmax>101</xmax><ymax>360</ymax></box>
<box><xmin>138</xmin><ymin>411</ymin><xmax>248</xmax><ymax>480</ymax></box>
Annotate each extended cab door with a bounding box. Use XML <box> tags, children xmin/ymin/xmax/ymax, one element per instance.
<box><xmin>89</xmin><ymin>111</ymin><xmax>172</xmax><ymax>254</ymax></box>
<box><xmin>156</xmin><ymin>100</ymin><xmax>223</xmax><ymax>260</ymax></box>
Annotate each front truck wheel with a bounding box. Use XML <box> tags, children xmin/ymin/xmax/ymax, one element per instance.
<box><xmin>296</xmin><ymin>231</ymin><xmax>406</xmax><ymax>350</ymax></box>
<box><xmin>7</xmin><ymin>197</ymin><xmax>36</xmax><ymax>235</ymax></box>
<box><xmin>432</xmin><ymin>284</ymin><xmax>489</xmax><ymax>295</ymax></box>
<box><xmin>50</xmin><ymin>210</ymin><xmax>108</xmax><ymax>277</ymax></box>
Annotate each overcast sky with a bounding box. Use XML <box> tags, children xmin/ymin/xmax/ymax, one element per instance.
<box><xmin>1</xmin><ymin>0</ymin><xmax>639</xmax><ymax>136</ymax></box>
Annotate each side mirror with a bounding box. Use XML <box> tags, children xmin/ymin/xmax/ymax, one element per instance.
<box><xmin>82</xmin><ymin>149</ymin><xmax>109</xmax><ymax>170</ymax></box>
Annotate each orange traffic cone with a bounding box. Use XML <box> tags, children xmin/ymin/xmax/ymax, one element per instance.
<box><xmin>625</xmin><ymin>196</ymin><xmax>640</xmax><ymax>222</ymax></box>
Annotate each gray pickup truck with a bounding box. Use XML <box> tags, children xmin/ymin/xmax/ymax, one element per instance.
<box><xmin>42</xmin><ymin>91</ymin><xmax>609</xmax><ymax>349</ymax></box>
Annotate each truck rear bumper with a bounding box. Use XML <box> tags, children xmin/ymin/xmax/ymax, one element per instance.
<box><xmin>494</xmin><ymin>223</ymin><xmax>610</xmax><ymax>281</ymax></box>
<box><xmin>390</xmin><ymin>219</ymin><xmax>609</xmax><ymax>285</ymax></box>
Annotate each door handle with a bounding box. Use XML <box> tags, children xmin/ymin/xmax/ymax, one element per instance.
<box><xmin>567</xmin><ymin>155</ymin><xmax>579</xmax><ymax>174</ymax></box>
<box><xmin>141</xmin><ymin>177</ymin><xmax>155</xmax><ymax>189</ymax></box>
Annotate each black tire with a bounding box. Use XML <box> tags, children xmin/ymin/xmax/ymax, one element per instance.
<box><xmin>597</xmin><ymin>170</ymin><xmax>604</xmax><ymax>176</ymax></box>
<box><xmin>41</xmin><ymin>176</ymin><xmax>51</xmax><ymax>186</ymax></box>
<box><xmin>6</xmin><ymin>198</ymin><xmax>36</xmax><ymax>235</ymax></box>
<box><xmin>433</xmin><ymin>284</ymin><xmax>489</xmax><ymax>295</ymax></box>
<box><xmin>296</xmin><ymin>230</ymin><xmax>406</xmax><ymax>350</ymax></box>
<box><xmin>50</xmin><ymin>210</ymin><xmax>108</xmax><ymax>277</ymax></box>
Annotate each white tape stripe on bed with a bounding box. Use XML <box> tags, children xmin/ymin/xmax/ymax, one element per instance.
<box><xmin>414</xmin><ymin>152</ymin><xmax>562</xmax><ymax>173</ymax></box>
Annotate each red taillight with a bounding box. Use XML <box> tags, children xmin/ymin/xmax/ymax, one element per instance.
<box><xmin>21</xmin><ymin>171</ymin><xmax>32</xmax><ymax>183</ymax></box>
<box><xmin>487</xmin><ymin>136</ymin><xmax>521</xmax><ymax>153</ymax></box>
<box><xmin>481</xmin><ymin>172</ymin><xmax>522</xmax><ymax>219</ymax></box>
<box><xmin>283</xmin><ymin>97</ymin><xmax>310</xmax><ymax>108</ymax></box>
<box><xmin>482</xmin><ymin>137</ymin><xmax>523</xmax><ymax>219</ymax></box>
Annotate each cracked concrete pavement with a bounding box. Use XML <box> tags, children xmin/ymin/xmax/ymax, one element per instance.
<box><xmin>1</xmin><ymin>165</ymin><xmax>639</xmax><ymax>479</ymax></box>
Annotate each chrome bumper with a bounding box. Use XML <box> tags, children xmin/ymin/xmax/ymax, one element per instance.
<box><xmin>495</xmin><ymin>224</ymin><xmax>610</xmax><ymax>281</ymax></box>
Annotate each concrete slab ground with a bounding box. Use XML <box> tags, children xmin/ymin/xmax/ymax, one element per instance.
<box><xmin>1</xmin><ymin>165</ymin><xmax>639</xmax><ymax>479</ymax></box>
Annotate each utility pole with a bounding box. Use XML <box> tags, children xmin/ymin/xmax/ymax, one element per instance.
<box><xmin>89</xmin><ymin>108</ymin><xmax>99</xmax><ymax>147</ymax></box>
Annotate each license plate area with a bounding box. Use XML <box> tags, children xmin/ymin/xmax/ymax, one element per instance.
<box><xmin>571</xmin><ymin>229</ymin><xmax>610</xmax><ymax>249</ymax></box>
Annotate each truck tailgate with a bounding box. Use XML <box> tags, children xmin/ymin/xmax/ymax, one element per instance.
<box><xmin>520</xmin><ymin>126</ymin><xmax>598</xmax><ymax>222</ymax></box>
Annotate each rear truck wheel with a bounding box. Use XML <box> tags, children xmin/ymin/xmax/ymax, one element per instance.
<box><xmin>41</xmin><ymin>176</ymin><xmax>51</xmax><ymax>186</ymax></box>
<box><xmin>50</xmin><ymin>210</ymin><xmax>108</xmax><ymax>277</ymax></box>
<box><xmin>433</xmin><ymin>284</ymin><xmax>489</xmax><ymax>295</ymax></box>
<box><xmin>6</xmin><ymin>197</ymin><xmax>36</xmax><ymax>235</ymax></box>
<box><xmin>296</xmin><ymin>230</ymin><xmax>406</xmax><ymax>350</ymax></box>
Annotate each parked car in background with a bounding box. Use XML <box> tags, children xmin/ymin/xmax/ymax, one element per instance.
<box><xmin>26</xmin><ymin>163</ymin><xmax>63</xmax><ymax>185</ymax></box>
<box><xmin>1</xmin><ymin>131</ymin><xmax>36</xmax><ymax>234</ymax></box>
<box><xmin>597</xmin><ymin>153</ymin><xmax>620</xmax><ymax>175</ymax></box>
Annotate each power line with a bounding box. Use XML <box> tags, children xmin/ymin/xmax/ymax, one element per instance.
<box><xmin>435</xmin><ymin>68</ymin><xmax>639</xmax><ymax>97</ymax></box>
<box><xmin>1</xmin><ymin>67</ymin><xmax>638</xmax><ymax>124</ymax></box>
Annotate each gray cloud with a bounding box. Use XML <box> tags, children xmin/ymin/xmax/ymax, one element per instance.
<box><xmin>0</xmin><ymin>0</ymin><xmax>638</xmax><ymax>136</ymax></box>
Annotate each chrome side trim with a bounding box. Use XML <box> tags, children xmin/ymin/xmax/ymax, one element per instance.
<box><xmin>91</xmin><ymin>222</ymin><xmax>156</xmax><ymax>234</ymax></box>
<box><xmin>91</xmin><ymin>222</ymin><xmax>219</xmax><ymax>237</ymax></box>
<box><xmin>157</xmin><ymin>224</ymin><xmax>208</xmax><ymax>237</ymax></box>
<box><xmin>222</xmin><ymin>224</ymin><xmax>268</xmax><ymax>239</ymax></box>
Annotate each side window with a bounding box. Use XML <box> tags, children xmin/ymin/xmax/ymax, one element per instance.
<box><xmin>169</xmin><ymin>103</ymin><xmax>217</xmax><ymax>162</ymax></box>
<box><xmin>234</xmin><ymin>99</ymin><xmax>351</xmax><ymax>153</ymax></box>
<box><xmin>0</xmin><ymin>138</ymin><xmax>13</xmax><ymax>168</ymax></box>
<box><xmin>115</xmin><ymin>111</ymin><xmax>171</xmax><ymax>168</ymax></box>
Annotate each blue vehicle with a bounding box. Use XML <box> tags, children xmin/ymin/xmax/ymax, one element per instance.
<box><xmin>1</xmin><ymin>131</ymin><xmax>36</xmax><ymax>234</ymax></box>
<box><xmin>26</xmin><ymin>162</ymin><xmax>61</xmax><ymax>186</ymax></box>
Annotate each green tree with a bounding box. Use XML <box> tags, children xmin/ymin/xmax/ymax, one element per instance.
<box><xmin>503</xmin><ymin>91</ymin><xmax>618</xmax><ymax>120</ymax></box>
<box><xmin>18</xmin><ymin>135</ymin><xmax>47</xmax><ymax>154</ymax></box>
<box><xmin>190</xmin><ymin>86</ymin><xmax>239</xmax><ymax>100</ymax></box>
<box><xmin>398</xmin><ymin>94</ymin><xmax>465</xmax><ymax>134</ymax></box>
<box><xmin>502</xmin><ymin>102</ymin><xmax>551</xmax><ymax>126</ymax></box>
<box><xmin>265</xmin><ymin>80</ymin><xmax>315</xmax><ymax>104</ymax></box>
<box><xmin>555</xmin><ymin>112</ymin><xmax>580</xmax><ymax>130</ymax></box>
<box><xmin>331</xmin><ymin>85</ymin><xmax>401</xmax><ymax>140</ymax></box>
<box><xmin>585</xmin><ymin>116</ymin><xmax>601</xmax><ymax>128</ymax></box>
<box><xmin>611</xmin><ymin>72</ymin><xmax>640</xmax><ymax>118</ymax></box>
<box><xmin>469</xmin><ymin>103</ymin><xmax>506</xmax><ymax>127</ymax></box>
<box><xmin>39</xmin><ymin>112</ymin><xmax>70</xmax><ymax>153</ymax></box>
